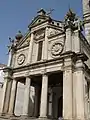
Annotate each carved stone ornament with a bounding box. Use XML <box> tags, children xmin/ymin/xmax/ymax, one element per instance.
<box><xmin>34</xmin><ymin>29</ymin><xmax>45</xmax><ymax>40</ymax></box>
<box><xmin>51</xmin><ymin>42</ymin><xmax>63</xmax><ymax>56</ymax></box>
<box><xmin>48</xmin><ymin>28</ymin><xmax>61</xmax><ymax>38</ymax></box>
<box><xmin>17</xmin><ymin>54</ymin><xmax>25</xmax><ymax>65</ymax></box>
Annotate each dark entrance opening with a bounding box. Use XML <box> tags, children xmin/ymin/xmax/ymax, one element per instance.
<box><xmin>48</xmin><ymin>72</ymin><xmax>63</xmax><ymax>119</ymax></box>
<box><xmin>58</xmin><ymin>96</ymin><xmax>63</xmax><ymax>118</ymax></box>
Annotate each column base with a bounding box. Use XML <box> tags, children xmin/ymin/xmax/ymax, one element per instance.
<box><xmin>20</xmin><ymin>115</ymin><xmax>38</xmax><ymax>120</ymax></box>
<box><xmin>38</xmin><ymin>117</ymin><xmax>51</xmax><ymax>120</ymax></box>
<box><xmin>61</xmin><ymin>118</ymin><xmax>86</xmax><ymax>120</ymax></box>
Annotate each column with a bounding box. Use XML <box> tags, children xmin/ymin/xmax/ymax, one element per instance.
<box><xmin>74</xmin><ymin>60</ymin><xmax>85</xmax><ymax>119</ymax></box>
<box><xmin>23</xmin><ymin>76</ymin><xmax>31</xmax><ymax>116</ymax></box>
<box><xmin>63</xmin><ymin>58</ymin><xmax>73</xmax><ymax>119</ymax></box>
<box><xmin>27</xmin><ymin>33</ymin><xmax>34</xmax><ymax>64</ymax></box>
<box><xmin>8</xmin><ymin>79</ymin><xmax>18</xmax><ymax>115</ymax></box>
<box><xmin>40</xmin><ymin>74</ymin><xmax>48</xmax><ymax>118</ymax></box>
<box><xmin>34</xmin><ymin>87</ymin><xmax>40</xmax><ymax>117</ymax></box>
<box><xmin>0</xmin><ymin>77</ymin><xmax>12</xmax><ymax>114</ymax></box>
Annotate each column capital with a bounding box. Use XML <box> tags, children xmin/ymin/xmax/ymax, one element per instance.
<box><xmin>64</xmin><ymin>57</ymin><xmax>73</xmax><ymax>71</ymax></box>
<box><xmin>74</xmin><ymin>59</ymin><xmax>85</xmax><ymax>72</ymax></box>
<box><xmin>41</xmin><ymin>69</ymin><xmax>48</xmax><ymax>75</ymax></box>
<box><xmin>25</xmin><ymin>71</ymin><xmax>30</xmax><ymax>77</ymax></box>
<box><xmin>3</xmin><ymin>67</ymin><xmax>13</xmax><ymax>80</ymax></box>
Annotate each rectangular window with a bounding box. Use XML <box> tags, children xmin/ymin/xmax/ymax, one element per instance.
<box><xmin>37</xmin><ymin>41</ymin><xmax>43</xmax><ymax>61</ymax></box>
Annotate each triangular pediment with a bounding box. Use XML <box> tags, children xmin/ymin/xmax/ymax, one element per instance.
<box><xmin>28</xmin><ymin>15</ymin><xmax>50</xmax><ymax>28</ymax></box>
<box><xmin>17</xmin><ymin>32</ymin><xmax>31</xmax><ymax>49</ymax></box>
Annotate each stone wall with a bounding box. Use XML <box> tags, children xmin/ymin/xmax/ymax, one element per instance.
<box><xmin>15</xmin><ymin>83</ymin><xmax>35</xmax><ymax>116</ymax></box>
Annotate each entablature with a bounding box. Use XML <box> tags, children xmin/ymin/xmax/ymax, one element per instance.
<box><xmin>12</xmin><ymin>51</ymin><xmax>87</xmax><ymax>79</ymax></box>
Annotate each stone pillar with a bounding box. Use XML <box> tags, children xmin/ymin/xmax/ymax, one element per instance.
<box><xmin>27</xmin><ymin>33</ymin><xmax>34</xmax><ymax>64</ymax></box>
<box><xmin>74</xmin><ymin>60</ymin><xmax>85</xmax><ymax>119</ymax></box>
<box><xmin>8</xmin><ymin>79</ymin><xmax>18</xmax><ymax>115</ymax></box>
<box><xmin>43</xmin><ymin>27</ymin><xmax>48</xmax><ymax>60</ymax></box>
<box><xmin>73</xmin><ymin>30</ymin><xmax>80</xmax><ymax>53</ymax></box>
<box><xmin>65</xmin><ymin>28</ymin><xmax>72</xmax><ymax>51</ymax></box>
<box><xmin>23</xmin><ymin>76</ymin><xmax>31</xmax><ymax>116</ymax></box>
<box><xmin>40</xmin><ymin>73</ymin><xmax>48</xmax><ymax>118</ymax></box>
<box><xmin>0</xmin><ymin>68</ymin><xmax>13</xmax><ymax>114</ymax></box>
<box><xmin>34</xmin><ymin>87</ymin><xmax>40</xmax><ymax>117</ymax></box>
<box><xmin>63</xmin><ymin>58</ymin><xmax>73</xmax><ymax>119</ymax></box>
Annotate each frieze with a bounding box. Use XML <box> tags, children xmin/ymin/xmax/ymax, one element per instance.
<box><xmin>48</xmin><ymin>28</ymin><xmax>62</xmax><ymax>38</ymax></box>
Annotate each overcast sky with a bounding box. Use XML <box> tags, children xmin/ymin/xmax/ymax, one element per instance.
<box><xmin>0</xmin><ymin>0</ymin><xmax>82</xmax><ymax>64</ymax></box>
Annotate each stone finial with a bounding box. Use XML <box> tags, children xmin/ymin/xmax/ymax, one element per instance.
<box><xmin>37</xmin><ymin>8</ymin><xmax>46</xmax><ymax>16</ymax></box>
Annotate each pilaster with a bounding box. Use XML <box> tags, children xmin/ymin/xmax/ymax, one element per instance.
<box><xmin>0</xmin><ymin>67</ymin><xmax>13</xmax><ymax>115</ymax></box>
<box><xmin>63</xmin><ymin>57</ymin><xmax>73</xmax><ymax>119</ymax></box>
<box><xmin>8</xmin><ymin>79</ymin><xmax>18</xmax><ymax>115</ymax></box>
<box><xmin>7</xmin><ymin>52</ymin><xmax>12</xmax><ymax>67</ymax></box>
<box><xmin>74</xmin><ymin>59</ymin><xmax>85</xmax><ymax>120</ymax></box>
<box><xmin>27</xmin><ymin>33</ymin><xmax>34</xmax><ymax>64</ymax></box>
<box><xmin>73</xmin><ymin>30</ymin><xmax>80</xmax><ymax>53</ymax></box>
<box><xmin>43</xmin><ymin>27</ymin><xmax>48</xmax><ymax>60</ymax></box>
<box><xmin>65</xmin><ymin>27</ymin><xmax>72</xmax><ymax>51</ymax></box>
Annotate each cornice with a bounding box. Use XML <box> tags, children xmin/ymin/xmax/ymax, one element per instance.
<box><xmin>16</xmin><ymin>44</ymin><xmax>29</xmax><ymax>50</ymax></box>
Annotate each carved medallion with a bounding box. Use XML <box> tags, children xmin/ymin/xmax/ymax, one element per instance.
<box><xmin>17</xmin><ymin>54</ymin><xmax>25</xmax><ymax>65</ymax></box>
<box><xmin>51</xmin><ymin>42</ymin><xmax>63</xmax><ymax>56</ymax></box>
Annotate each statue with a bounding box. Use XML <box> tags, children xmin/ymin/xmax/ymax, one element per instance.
<box><xmin>7</xmin><ymin>37</ymin><xmax>16</xmax><ymax>54</ymax></box>
<box><xmin>64</xmin><ymin>8</ymin><xmax>83</xmax><ymax>31</ymax></box>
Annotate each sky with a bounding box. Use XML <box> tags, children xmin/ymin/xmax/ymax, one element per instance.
<box><xmin>0</xmin><ymin>0</ymin><xmax>83</xmax><ymax>64</ymax></box>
